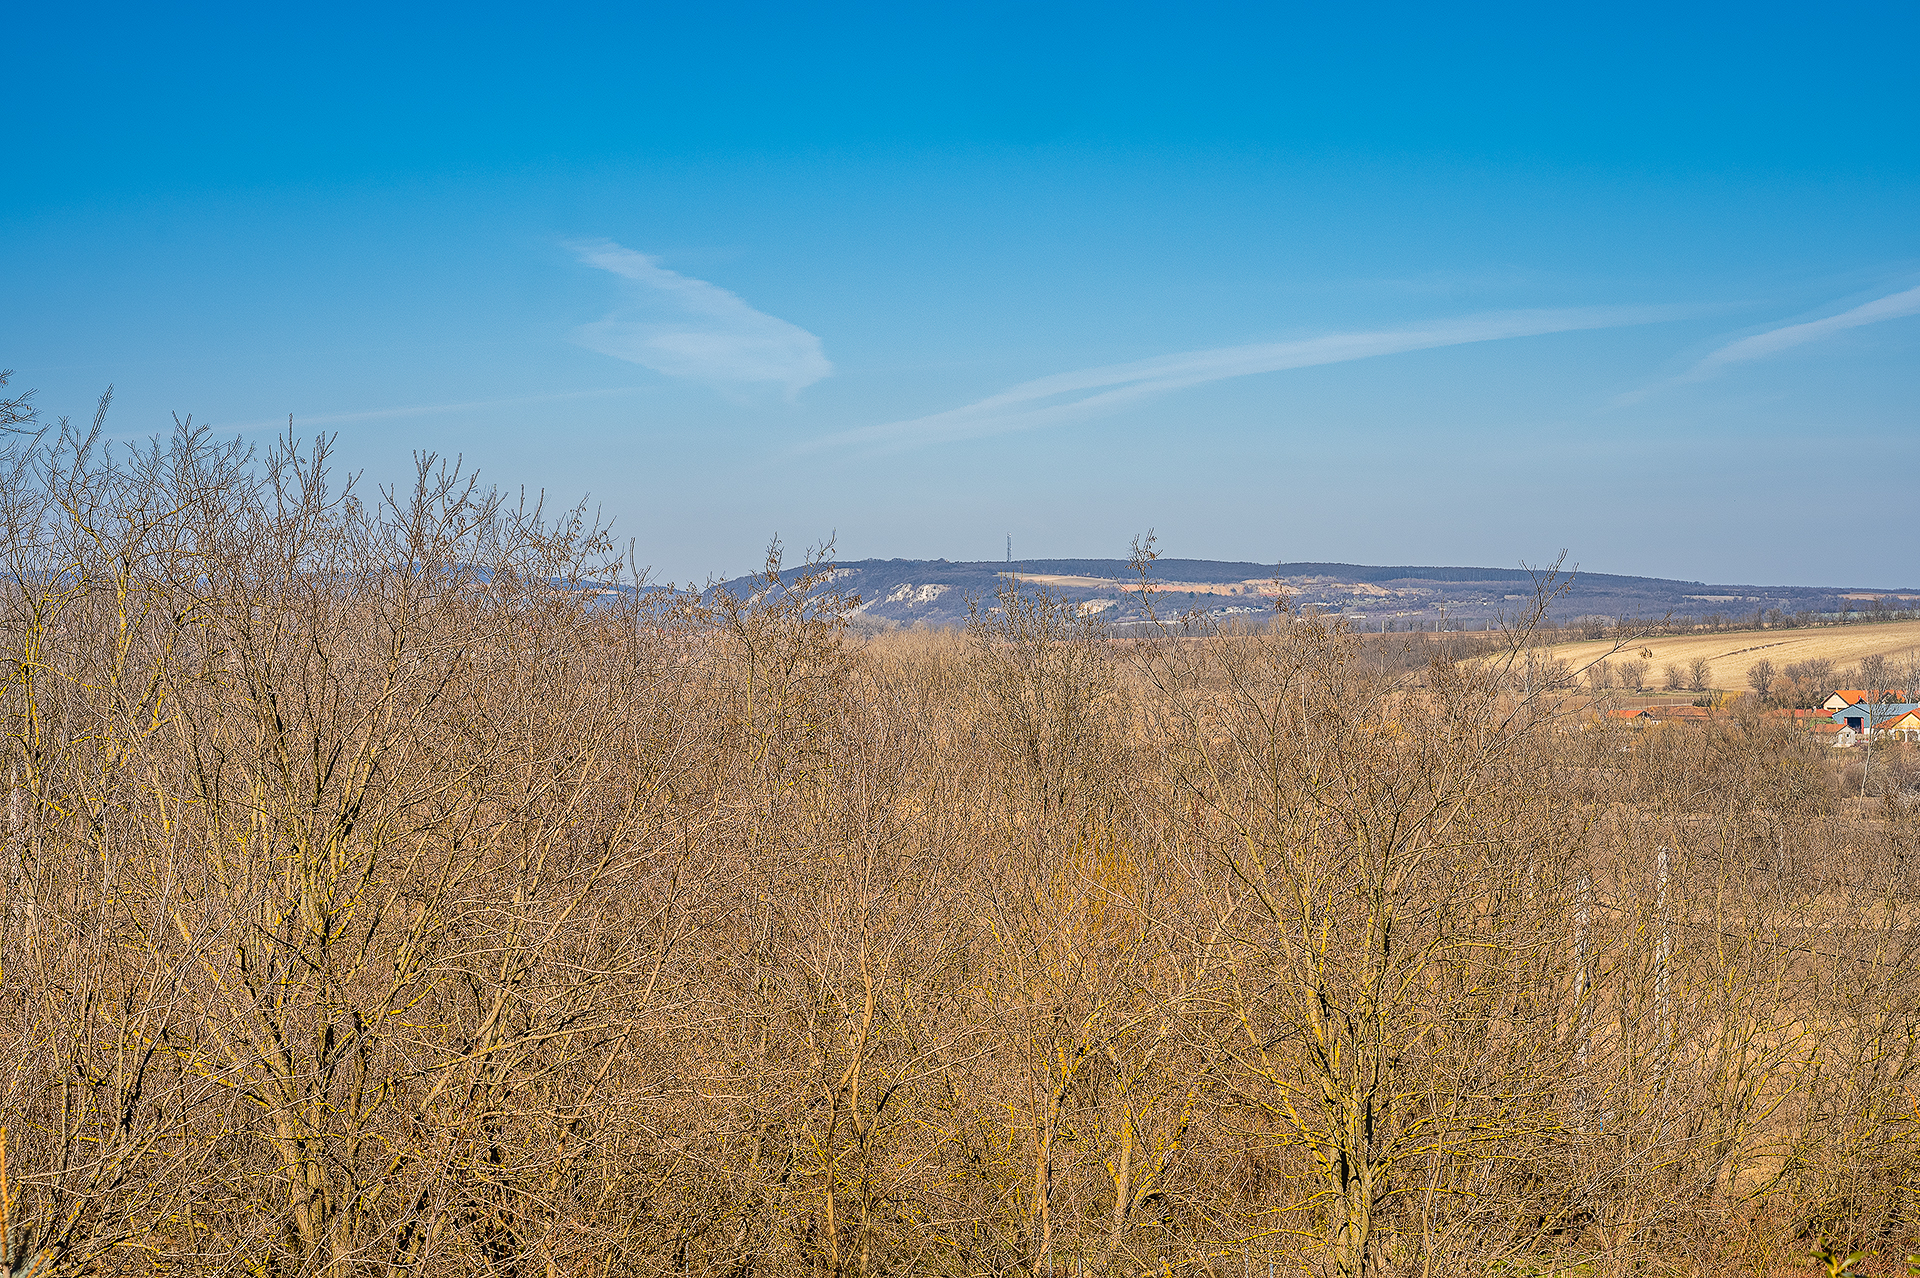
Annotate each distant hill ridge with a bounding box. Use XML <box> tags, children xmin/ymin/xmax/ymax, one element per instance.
<box><xmin>969</xmin><ymin>559</ymin><xmax>1710</xmax><ymax>587</ymax></box>
<box><xmin>709</xmin><ymin>557</ymin><xmax>1917</xmax><ymax>630</ymax></box>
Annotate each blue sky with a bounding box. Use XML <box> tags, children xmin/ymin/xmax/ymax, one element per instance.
<box><xmin>6</xmin><ymin>2</ymin><xmax>1917</xmax><ymax>586</ymax></box>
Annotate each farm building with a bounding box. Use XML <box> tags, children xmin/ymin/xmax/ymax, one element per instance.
<box><xmin>1829</xmin><ymin>701</ymin><xmax>1920</xmax><ymax>736</ymax></box>
<box><xmin>1824</xmin><ymin>688</ymin><xmax>1913</xmax><ymax>709</ymax></box>
<box><xmin>1877</xmin><ymin>708</ymin><xmax>1920</xmax><ymax>741</ymax></box>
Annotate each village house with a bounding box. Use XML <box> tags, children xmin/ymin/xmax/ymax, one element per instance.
<box><xmin>1766</xmin><ymin>707</ymin><xmax>1834</xmax><ymax>733</ymax></box>
<box><xmin>1761</xmin><ymin>706</ymin><xmax>1846</xmax><ymax>739</ymax></box>
<box><xmin>1829</xmin><ymin>700</ymin><xmax>1920</xmax><ymax>737</ymax></box>
<box><xmin>1823</xmin><ymin>688</ymin><xmax>1913</xmax><ymax>709</ymax></box>
<box><xmin>1878</xmin><ymin>708</ymin><xmax>1920</xmax><ymax>741</ymax></box>
<box><xmin>1604</xmin><ymin>704</ymin><xmax>1714</xmax><ymax>727</ymax></box>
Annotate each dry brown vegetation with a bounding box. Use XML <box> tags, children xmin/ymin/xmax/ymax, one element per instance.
<box><xmin>0</xmin><ymin>408</ymin><xmax>1917</xmax><ymax>1277</ymax></box>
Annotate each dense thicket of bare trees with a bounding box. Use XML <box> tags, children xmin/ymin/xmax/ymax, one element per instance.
<box><xmin>0</xmin><ymin>413</ymin><xmax>1916</xmax><ymax>1276</ymax></box>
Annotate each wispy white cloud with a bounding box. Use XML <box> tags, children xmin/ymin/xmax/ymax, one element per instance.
<box><xmin>1679</xmin><ymin>283</ymin><xmax>1920</xmax><ymax>382</ymax></box>
<box><xmin>568</xmin><ymin>239</ymin><xmax>831</xmax><ymax>395</ymax></box>
<box><xmin>804</xmin><ymin>305</ymin><xmax>1677</xmax><ymax>453</ymax></box>
<box><xmin>217</xmin><ymin>386</ymin><xmax>645</xmax><ymax>434</ymax></box>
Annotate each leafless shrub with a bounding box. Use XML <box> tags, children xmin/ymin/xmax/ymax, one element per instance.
<box><xmin>0</xmin><ymin>412</ymin><xmax>1911</xmax><ymax>1276</ymax></box>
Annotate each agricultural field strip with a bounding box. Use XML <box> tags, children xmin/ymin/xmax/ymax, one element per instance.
<box><xmin>1536</xmin><ymin>619</ymin><xmax>1920</xmax><ymax>689</ymax></box>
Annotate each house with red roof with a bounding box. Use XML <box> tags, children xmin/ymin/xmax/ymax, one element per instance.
<box><xmin>1824</xmin><ymin>689</ymin><xmax>1913</xmax><ymax>709</ymax></box>
<box><xmin>1879</xmin><ymin>708</ymin><xmax>1920</xmax><ymax>741</ymax></box>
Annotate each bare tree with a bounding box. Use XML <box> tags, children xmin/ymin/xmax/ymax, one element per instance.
<box><xmin>1748</xmin><ymin>658</ymin><xmax>1778</xmax><ymax>701</ymax></box>
<box><xmin>1122</xmin><ymin>572</ymin><xmax>1601</xmax><ymax>1278</ymax></box>
<box><xmin>3</xmin><ymin>396</ymin><xmax>1918</xmax><ymax>1275</ymax></box>
<box><xmin>1806</xmin><ymin>656</ymin><xmax>1836</xmax><ymax>696</ymax></box>
<box><xmin>1896</xmin><ymin>648</ymin><xmax>1920</xmax><ymax>698</ymax></box>
<box><xmin>0</xmin><ymin>370</ymin><xmax>37</xmax><ymax>434</ymax></box>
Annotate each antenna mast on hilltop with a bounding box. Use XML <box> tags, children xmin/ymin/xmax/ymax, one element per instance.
<box><xmin>1006</xmin><ymin>534</ymin><xmax>1011</xmax><ymax>565</ymax></box>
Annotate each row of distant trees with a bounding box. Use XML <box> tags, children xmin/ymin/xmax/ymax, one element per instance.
<box><xmin>1587</xmin><ymin>649</ymin><xmax>1920</xmax><ymax>704</ymax></box>
<box><xmin>1278</xmin><ymin>600</ymin><xmax>1914</xmax><ymax>640</ymax></box>
<box><xmin>1587</xmin><ymin>653</ymin><xmax>1713</xmax><ymax>694</ymax></box>
<box><xmin>1568</xmin><ymin>600</ymin><xmax>1919</xmax><ymax>641</ymax></box>
<box><xmin>1350</xmin><ymin>601</ymin><xmax>1917</xmax><ymax>639</ymax></box>
<box><xmin>1749</xmin><ymin>651</ymin><xmax>1920</xmax><ymax>705</ymax></box>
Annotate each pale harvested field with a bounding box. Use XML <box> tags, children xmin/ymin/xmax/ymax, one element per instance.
<box><xmin>1010</xmin><ymin>571</ymin><xmax>1389</xmax><ymax>599</ymax></box>
<box><xmin>1540</xmin><ymin>619</ymin><xmax>1920</xmax><ymax>691</ymax></box>
<box><xmin>1013</xmin><ymin>571</ymin><xmax>1278</xmax><ymax>598</ymax></box>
